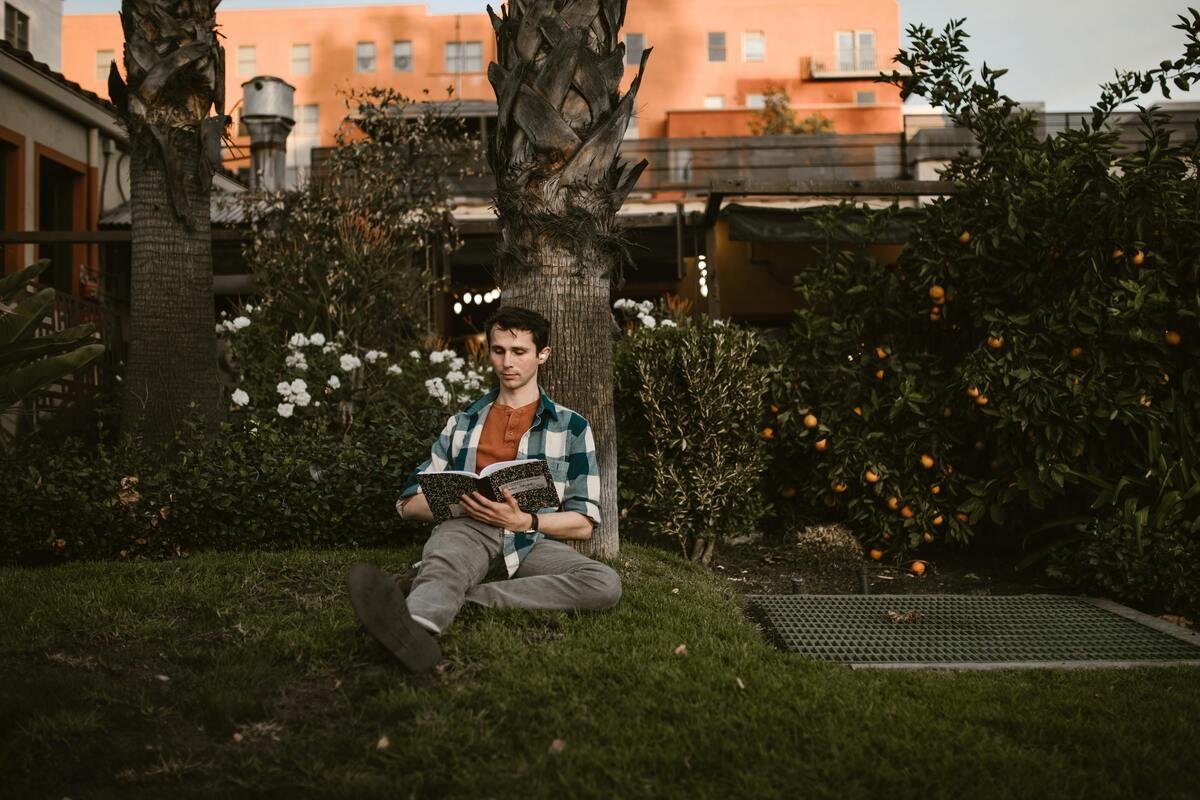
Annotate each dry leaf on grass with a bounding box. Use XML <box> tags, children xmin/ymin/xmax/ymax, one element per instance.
<box><xmin>548</xmin><ymin>738</ymin><xmax>565</xmax><ymax>755</ymax></box>
<box><xmin>376</xmin><ymin>735</ymin><xmax>390</xmax><ymax>751</ymax></box>
<box><xmin>673</xmin><ymin>644</ymin><xmax>688</xmax><ymax>656</ymax></box>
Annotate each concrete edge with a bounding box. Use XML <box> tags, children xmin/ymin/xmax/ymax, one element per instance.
<box><xmin>847</xmin><ymin>660</ymin><xmax>1200</xmax><ymax>671</ymax></box>
<box><xmin>1083</xmin><ymin>596</ymin><xmax>1200</xmax><ymax>646</ymax></box>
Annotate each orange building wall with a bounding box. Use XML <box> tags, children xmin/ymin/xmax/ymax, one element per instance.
<box><xmin>61</xmin><ymin>0</ymin><xmax>901</xmax><ymax>155</ymax></box>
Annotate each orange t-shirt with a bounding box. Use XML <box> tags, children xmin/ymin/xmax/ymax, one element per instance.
<box><xmin>475</xmin><ymin>398</ymin><xmax>539</xmax><ymax>470</ymax></box>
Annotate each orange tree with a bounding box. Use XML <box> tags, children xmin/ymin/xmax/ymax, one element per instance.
<box><xmin>762</xmin><ymin>15</ymin><xmax>1200</xmax><ymax>612</ymax></box>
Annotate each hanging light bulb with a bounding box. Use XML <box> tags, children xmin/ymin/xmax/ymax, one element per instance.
<box><xmin>453</xmin><ymin>301</ymin><xmax>463</xmax><ymax>314</ymax></box>
<box><xmin>700</xmin><ymin>285</ymin><xmax>708</xmax><ymax>297</ymax></box>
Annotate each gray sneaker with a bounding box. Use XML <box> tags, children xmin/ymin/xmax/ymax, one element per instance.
<box><xmin>346</xmin><ymin>562</ymin><xmax>441</xmax><ymax>673</ymax></box>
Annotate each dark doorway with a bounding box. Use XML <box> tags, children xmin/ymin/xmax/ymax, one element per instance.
<box><xmin>38</xmin><ymin>156</ymin><xmax>80</xmax><ymax>293</ymax></box>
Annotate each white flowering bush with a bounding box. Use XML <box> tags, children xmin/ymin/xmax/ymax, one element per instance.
<box><xmin>216</xmin><ymin>302</ymin><xmax>491</xmax><ymax>432</ymax></box>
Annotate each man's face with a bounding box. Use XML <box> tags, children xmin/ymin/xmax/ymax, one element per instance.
<box><xmin>488</xmin><ymin>327</ymin><xmax>549</xmax><ymax>393</ymax></box>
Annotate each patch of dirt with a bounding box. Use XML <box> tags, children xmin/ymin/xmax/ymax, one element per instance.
<box><xmin>709</xmin><ymin>536</ymin><xmax>1073</xmax><ymax>598</ymax></box>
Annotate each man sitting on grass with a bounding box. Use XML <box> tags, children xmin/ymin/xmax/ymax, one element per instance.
<box><xmin>346</xmin><ymin>305</ymin><xmax>622</xmax><ymax>672</ymax></box>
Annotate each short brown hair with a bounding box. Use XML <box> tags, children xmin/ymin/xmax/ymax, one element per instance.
<box><xmin>483</xmin><ymin>305</ymin><xmax>550</xmax><ymax>352</ymax></box>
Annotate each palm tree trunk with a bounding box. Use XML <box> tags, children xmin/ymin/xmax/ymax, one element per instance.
<box><xmin>113</xmin><ymin>0</ymin><xmax>226</xmax><ymax>449</ymax></box>
<box><xmin>488</xmin><ymin>0</ymin><xmax>651</xmax><ymax>559</ymax></box>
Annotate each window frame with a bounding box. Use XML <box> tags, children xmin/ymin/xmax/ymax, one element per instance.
<box><xmin>742</xmin><ymin>31</ymin><xmax>765</xmax><ymax>63</ymax></box>
<box><xmin>355</xmin><ymin>41</ymin><xmax>376</xmax><ymax>74</ymax></box>
<box><xmin>237</xmin><ymin>45</ymin><xmax>256</xmax><ymax>77</ymax></box>
<box><xmin>624</xmin><ymin>32</ymin><xmax>645</xmax><ymax>66</ymax></box>
<box><xmin>707</xmin><ymin>32</ymin><xmax>726</xmax><ymax>63</ymax></box>
<box><xmin>4</xmin><ymin>4</ymin><xmax>30</xmax><ymax>52</ymax></box>
<box><xmin>444</xmin><ymin>40</ymin><xmax>483</xmax><ymax>73</ymax></box>
<box><xmin>291</xmin><ymin>43</ymin><xmax>312</xmax><ymax>76</ymax></box>
<box><xmin>392</xmin><ymin>39</ymin><xmax>413</xmax><ymax>72</ymax></box>
<box><xmin>95</xmin><ymin>49</ymin><xmax>114</xmax><ymax>83</ymax></box>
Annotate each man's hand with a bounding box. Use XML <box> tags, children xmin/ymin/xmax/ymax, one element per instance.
<box><xmin>458</xmin><ymin>488</ymin><xmax>532</xmax><ymax>530</ymax></box>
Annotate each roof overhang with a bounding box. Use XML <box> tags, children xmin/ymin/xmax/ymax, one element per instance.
<box><xmin>0</xmin><ymin>46</ymin><xmax>126</xmax><ymax>142</ymax></box>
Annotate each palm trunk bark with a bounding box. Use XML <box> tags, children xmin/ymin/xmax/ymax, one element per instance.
<box><xmin>113</xmin><ymin>0</ymin><xmax>226</xmax><ymax>449</ymax></box>
<box><xmin>488</xmin><ymin>0</ymin><xmax>650</xmax><ymax>559</ymax></box>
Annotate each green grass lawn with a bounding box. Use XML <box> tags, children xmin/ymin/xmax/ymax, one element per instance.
<box><xmin>1</xmin><ymin>543</ymin><xmax>1197</xmax><ymax>799</ymax></box>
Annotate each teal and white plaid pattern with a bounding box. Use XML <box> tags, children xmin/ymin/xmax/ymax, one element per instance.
<box><xmin>398</xmin><ymin>388</ymin><xmax>602</xmax><ymax>576</ymax></box>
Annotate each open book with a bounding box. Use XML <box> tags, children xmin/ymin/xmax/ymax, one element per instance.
<box><xmin>416</xmin><ymin>459</ymin><xmax>561</xmax><ymax>526</ymax></box>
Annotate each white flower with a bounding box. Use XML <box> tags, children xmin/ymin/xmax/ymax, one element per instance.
<box><xmin>638</xmin><ymin>300</ymin><xmax>654</xmax><ymax>314</ymax></box>
<box><xmin>322</xmin><ymin>343</ymin><xmax>339</xmax><ymax>354</ymax></box>
<box><xmin>244</xmin><ymin>304</ymin><xmax>254</xmax><ymax>313</ymax></box>
<box><xmin>222</xmin><ymin>320</ymin><xmax>238</xmax><ymax>333</ymax></box>
<box><xmin>309</xmin><ymin>332</ymin><xmax>327</xmax><ymax>347</ymax></box>
<box><xmin>215</xmin><ymin>323</ymin><xmax>225</xmax><ymax>334</ymax></box>
<box><xmin>639</xmin><ymin>314</ymin><xmax>658</xmax><ymax>328</ymax></box>
<box><xmin>294</xmin><ymin>391</ymin><xmax>312</xmax><ymax>407</ymax></box>
<box><xmin>449</xmin><ymin>356</ymin><xmax>465</xmax><ymax>371</ymax></box>
<box><xmin>387</xmin><ymin>364</ymin><xmax>403</xmax><ymax>375</ymax></box>
<box><xmin>409</xmin><ymin>350</ymin><xmax>421</xmax><ymax>361</ymax></box>
<box><xmin>285</xmin><ymin>352</ymin><xmax>308</xmax><ymax>371</ymax></box>
<box><xmin>277</xmin><ymin>402</ymin><xmax>295</xmax><ymax>418</ymax></box>
<box><xmin>425</xmin><ymin>377</ymin><xmax>449</xmax><ymax>404</ymax></box>
<box><xmin>314</xmin><ymin>401</ymin><xmax>321</xmax><ymax>407</ymax></box>
<box><xmin>364</xmin><ymin>349</ymin><xmax>387</xmax><ymax>364</ymax></box>
<box><xmin>446</xmin><ymin>370</ymin><xmax>466</xmax><ymax>384</ymax></box>
<box><xmin>660</xmin><ymin>319</ymin><xmax>678</xmax><ymax>328</ymax></box>
<box><xmin>327</xmin><ymin>375</ymin><xmax>341</xmax><ymax>389</ymax></box>
<box><xmin>336</xmin><ymin>330</ymin><xmax>346</xmax><ymax>339</ymax></box>
<box><xmin>276</xmin><ymin>381</ymin><xmax>292</xmax><ymax>395</ymax></box>
<box><xmin>340</xmin><ymin>354</ymin><xmax>363</xmax><ymax>372</ymax></box>
<box><xmin>713</xmin><ymin>319</ymin><xmax>727</xmax><ymax>326</ymax></box>
<box><xmin>289</xmin><ymin>378</ymin><xmax>307</xmax><ymax>395</ymax></box>
<box><xmin>231</xmin><ymin>389</ymin><xmax>250</xmax><ymax>407</ymax></box>
<box><xmin>429</xmin><ymin>351</ymin><xmax>446</xmax><ymax>364</ymax></box>
<box><xmin>232</xmin><ymin>316</ymin><xmax>251</xmax><ymax>330</ymax></box>
<box><xmin>288</xmin><ymin>333</ymin><xmax>309</xmax><ymax>348</ymax></box>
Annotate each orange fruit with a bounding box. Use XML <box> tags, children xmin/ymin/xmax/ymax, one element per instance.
<box><xmin>954</xmin><ymin>511</ymin><xmax>969</xmax><ymax>523</ymax></box>
<box><xmin>852</xmin><ymin>406</ymin><xmax>863</xmax><ymax>417</ymax></box>
<box><xmin>761</xmin><ymin>427</ymin><xmax>774</xmax><ymax>440</ymax></box>
<box><xmin>874</xmin><ymin>346</ymin><xmax>888</xmax><ymax>359</ymax></box>
<box><xmin>1164</xmin><ymin>330</ymin><xmax>1182</xmax><ymax>346</ymax></box>
<box><xmin>929</xmin><ymin>285</ymin><xmax>946</xmax><ymax>301</ymax></box>
<box><xmin>929</xmin><ymin>312</ymin><xmax>941</xmax><ymax>321</ymax></box>
<box><xmin>911</xmin><ymin>560</ymin><xmax>927</xmax><ymax>576</ymax></box>
<box><xmin>886</xmin><ymin>496</ymin><xmax>900</xmax><ymax>510</ymax></box>
<box><xmin>865</xmin><ymin>469</ymin><xmax>880</xmax><ymax>483</ymax></box>
<box><xmin>814</xmin><ymin>438</ymin><xmax>829</xmax><ymax>452</ymax></box>
<box><xmin>942</xmin><ymin>406</ymin><xmax>953</xmax><ymax>418</ymax></box>
<box><xmin>802</xmin><ymin>413</ymin><xmax>819</xmax><ymax>428</ymax></box>
<box><xmin>875</xmin><ymin>369</ymin><xmax>886</xmax><ymax>380</ymax></box>
<box><xmin>1111</xmin><ymin>248</ymin><xmax>1124</xmax><ymax>259</ymax></box>
<box><xmin>931</xmin><ymin>485</ymin><xmax>941</xmax><ymax>495</ymax></box>
<box><xmin>1069</xmin><ymin>346</ymin><xmax>1084</xmax><ymax>359</ymax></box>
<box><xmin>966</xmin><ymin>386</ymin><xmax>981</xmax><ymax>398</ymax></box>
<box><xmin>945</xmin><ymin>464</ymin><xmax>955</xmax><ymax>475</ymax></box>
<box><xmin>987</xmin><ymin>335</ymin><xmax>1004</xmax><ymax>349</ymax></box>
<box><xmin>900</xmin><ymin>505</ymin><xmax>915</xmax><ymax>519</ymax></box>
<box><xmin>882</xmin><ymin>532</ymin><xmax>892</xmax><ymax>541</ymax></box>
<box><xmin>920</xmin><ymin>454</ymin><xmax>935</xmax><ymax>469</ymax></box>
<box><xmin>780</xmin><ymin>486</ymin><xmax>796</xmax><ymax>498</ymax></box>
<box><xmin>932</xmin><ymin>515</ymin><xmax>944</xmax><ymax>526</ymax></box>
<box><xmin>959</xmin><ymin>231</ymin><xmax>971</xmax><ymax>244</ymax></box>
<box><xmin>869</xmin><ymin>548</ymin><xmax>884</xmax><ymax>561</ymax></box>
<box><xmin>832</xmin><ymin>481</ymin><xmax>848</xmax><ymax>493</ymax></box>
<box><xmin>769</xmin><ymin>403</ymin><xmax>780</xmax><ymax>413</ymax></box>
<box><xmin>931</xmin><ymin>295</ymin><xmax>946</xmax><ymax>307</ymax></box>
<box><xmin>974</xmin><ymin>439</ymin><xmax>986</xmax><ymax>450</ymax></box>
<box><xmin>975</xmin><ymin>395</ymin><xmax>989</xmax><ymax>406</ymax></box>
<box><xmin>1132</xmin><ymin>250</ymin><xmax>1145</xmax><ymax>266</ymax></box>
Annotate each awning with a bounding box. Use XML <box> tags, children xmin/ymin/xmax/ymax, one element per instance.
<box><xmin>720</xmin><ymin>203</ymin><xmax>923</xmax><ymax>244</ymax></box>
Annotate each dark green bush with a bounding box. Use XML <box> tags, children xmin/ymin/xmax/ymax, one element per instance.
<box><xmin>1</xmin><ymin>418</ymin><xmax>430</xmax><ymax>563</ymax></box>
<box><xmin>614</xmin><ymin>304</ymin><xmax>771</xmax><ymax>563</ymax></box>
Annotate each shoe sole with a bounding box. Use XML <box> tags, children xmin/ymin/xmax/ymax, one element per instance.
<box><xmin>347</xmin><ymin>563</ymin><xmax>442</xmax><ymax>673</ymax></box>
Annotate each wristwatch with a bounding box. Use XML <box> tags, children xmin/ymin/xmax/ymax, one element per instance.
<box><xmin>528</xmin><ymin>512</ymin><xmax>539</xmax><ymax>532</ymax></box>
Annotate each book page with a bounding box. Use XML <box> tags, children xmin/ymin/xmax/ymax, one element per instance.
<box><xmin>478</xmin><ymin>458</ymin><xmax>539</xmax><ymax>478</ymax></box>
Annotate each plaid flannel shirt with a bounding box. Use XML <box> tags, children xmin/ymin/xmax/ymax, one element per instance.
<box><xmin>398</xmin><ymin>388</ymin><xmax>602</xmax><ymax>577</ymax></box>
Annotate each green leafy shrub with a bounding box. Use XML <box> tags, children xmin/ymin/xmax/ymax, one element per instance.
<box><xmin>0</xmin><ymin>417</ymin><xmax>431</xmax><ymax>563</ymax></box>
<box><xmin>762</xmin><ymin>16</ymin><xmax>1200</xmax><ymax>611</ymax></box>
<box><xmin>615</xmin><ymin>301</ymin><xmax>771</xmax><ymax>562</ymax></box>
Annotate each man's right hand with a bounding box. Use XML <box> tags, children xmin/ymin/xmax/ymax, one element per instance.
<box><xmin>398</xmin><ymin>493</ymin><xmax>434</xmax><ymax>523</ymax></box>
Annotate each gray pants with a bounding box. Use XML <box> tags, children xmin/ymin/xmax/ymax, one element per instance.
<box><xmin>404</xmin><ymin>516</ymin><xmax>622</xmax><ymax>634</ymax></box>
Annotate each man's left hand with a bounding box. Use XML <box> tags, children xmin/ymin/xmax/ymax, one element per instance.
<box><xmin>459</xmin><ymin>488</ymin><xmax>531</xmax><ymax>530</ymax></box>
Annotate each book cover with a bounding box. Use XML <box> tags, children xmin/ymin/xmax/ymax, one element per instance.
<box><xmin>417</xmin><ymin>459</ymin><xmax>561</xmax><ymax>526</ymax></box>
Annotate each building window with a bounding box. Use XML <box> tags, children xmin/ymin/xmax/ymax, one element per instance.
<box><xmin>625</xmin><ymin>32</ymin><xmax>644</xmax><ymax>65</ymax></box>
<box><xmin>444</xmin><ymin>41</ymin><xmax>481</xmax><ymax>72</ymax></box>
<box><xmin>742</xmin><ymin>31</ymin><xmax>765</xmax><ymax>63</ymax></box>
<box><xmin>856</xmin><ymin>90</ymin><xmax>876</xmax><ymax>105</ymax></box>
<box><xmin>746</xmin><ymin>93</ymin><xmax>766</xmax><ymax>109</ymax></box>
<box><xmin>393</xmin><ymin>40</ymin><xmax>413</xmax><ymax>72</ymax></box>
<box><xmin>4</xmin><ymin>4</ymin><xmax>29</xmax><ymax>52</ymax></box>
<box><xmin>669</xmin><ymin>148</ymin><xmax>693</xmax><ymax>184</ymax></box>
<box><xmin>707</xmin><ymin>32</ymin><xmax>725</xmax><ymax>62</ymax></box>
<box><xmin>96</xmin><ymin>50</ymin><xmax>114</xmax><ymax>82</ymax></box>
<box><xmin>296</xmin><ymin>103</ymin><xmax>319</xmax><ymax>138</ymax></box>
<box><xmin>356</xmin><ymin>42</ymin><xmax>376</xmax><ymax>73</ymax></box>
<box><xmin>837</xmin><ymin>31</ymin><xmax>876</xmax><ymax>71</ymax></box>
<box><xmin>292</xmin><ymin>44</ymin><xmax>311</xmax><ymax>75</ymax></box>
<box><xmin>703</xmin><ymin>95</ymin><xmax>724</xmax><ymax>110</ymax></box>
<box><xmin>237</xmin><ymin>45</ymin><xmax>256</xmax><ymax>77</ymax></box>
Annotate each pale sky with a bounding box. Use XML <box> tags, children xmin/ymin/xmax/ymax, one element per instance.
<box><xmin>61</xmin><ymin>0</ymin><xmax>1199</xmax><ymax>111</ymax></box>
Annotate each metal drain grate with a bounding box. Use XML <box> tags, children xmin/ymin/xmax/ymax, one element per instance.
<box><xmin>748</xmin><ymin>594</ymin><xmax>1200</xmax><ymax>669</ymax></box>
